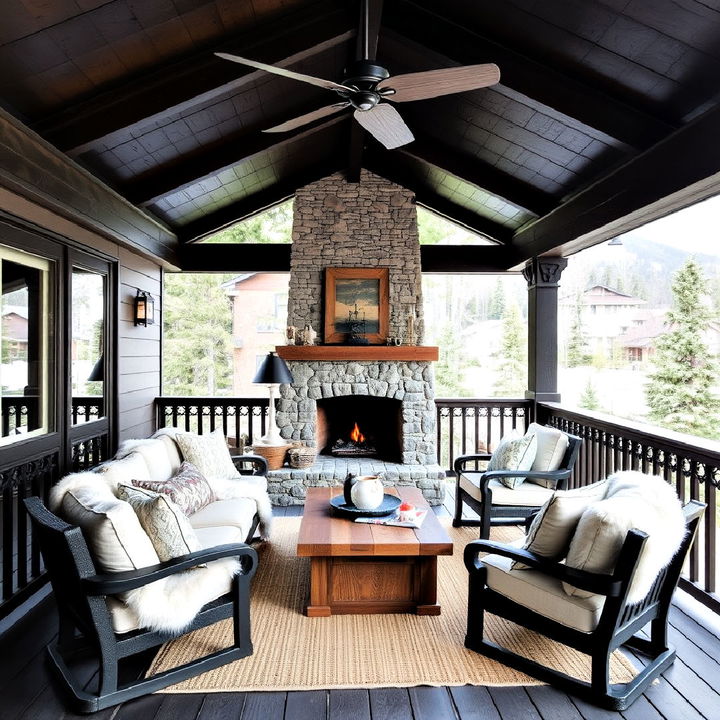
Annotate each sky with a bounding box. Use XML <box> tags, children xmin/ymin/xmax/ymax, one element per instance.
<box><xmin>620</xmin><ymin>193</ymin><xmax>720</xmax><ymax>257</ymax></box>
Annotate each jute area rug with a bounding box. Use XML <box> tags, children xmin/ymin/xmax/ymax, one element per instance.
<box><xmin>149</xmin><ymin>518</ymin><xmax>636</xmax><ymax>692</ymax></box>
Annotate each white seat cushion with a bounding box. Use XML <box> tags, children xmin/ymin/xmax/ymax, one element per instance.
<box><xmin>194</xmin><ymin>525</ymin><xmax>245</xmax><ymax>548</ymax></box>
<box><xmin>189</xmin><ymin>498</ymin><xmax>257</xmax><ymax>540</ymax></box>
<box><xmin>460</xmin><ymin>473</ymin><xmax>554</xmax><ymax>506</ymax></box>
<box><xmin>127</xmin><ymin>438</ymin><xmax>177</xmax><ymax>483</ymax></box>
<box><xmin>482</xmin><ymin>549</ymin><xmax>605</xmax><ymax>632</ymax></box>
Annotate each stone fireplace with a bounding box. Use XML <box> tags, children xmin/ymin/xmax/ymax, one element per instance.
<box><xmin>264</xmin><ymin>170</ymin><xmax>445</xmax><ymax>505</ymax></box>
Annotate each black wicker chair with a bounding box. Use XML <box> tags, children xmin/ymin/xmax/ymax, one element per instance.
<box><xmin>453</xmin><ymin>432</ymin><xmax>582</xmax><ymax>539</ymax></box>
<box><xmin>24</xmin><ymin>496</ymin><xmax>258</xmax><ymax>713</ymax></box>
<box><xmin>463</xmin><ymin>499</ymin><xmax>705</xmax><ymax>711</ymax></box>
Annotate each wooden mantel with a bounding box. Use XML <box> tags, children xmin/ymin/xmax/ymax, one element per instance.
<box><xmin>275</xmin><ymin>345</ymin><xmax>439</xmax><ymax>361</ymax></box>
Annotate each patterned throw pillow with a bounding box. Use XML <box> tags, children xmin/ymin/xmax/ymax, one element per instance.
<box><xmin>117</xmin><ymin>484</ymin><xmax>202</xmax><ymax>563</ymax></box>
<box><xmin>175</xmin><ymin>429</ymin><xmax>240</xmax><ymax>481</ymax></box>
<box><xmin>132</xmin><ymin>461</ymin><xmax>216</xmax><ymax>516</ymax></box>
<box><xmin>487</xmin><ymin>432</ymin><xmax>537</xmax><ymax>489</ymax></box>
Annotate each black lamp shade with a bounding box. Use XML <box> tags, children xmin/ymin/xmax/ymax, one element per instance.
<box><xmin>253</xmin><ymin>351</ymin><xmax>293</xmax><ymax>384</ymax></box>
<box><xmin>87</xmin><ymin>355</ymin><xmax>104</xmax><ymax>382</ymax></box>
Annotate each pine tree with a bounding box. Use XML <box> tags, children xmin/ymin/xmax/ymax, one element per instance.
<box><xmin>493</xmin><ymin>302</ymin><xmax>527</xmax><ymax>396</ymax></box>
<box><xmin>566</xmin><ymin>296</ymin><xmax>590</xmax><ymax>367</ymax></box>
<box><xmin>488</xmin><ymin>278</ymin><xmax>506</xmax><ymax>320</ymax></box>
<box><xmin>434</xmin><ymin>323</ymin><xmax>467</xmax><ymax>397</ymax></box>
<box><xmin>579</xmin><ymin>378</ymin><xmax>600</xmax><ymax>411</ymax></box>
<box><xmin>163</xmin><ymin>274</ymin><xmax>234</xmax><ymax>396</ymax></box>
<box><xmin>645</xmin><ymin>259</ymin><xmax>720</xmax><ymax>439</ymax></box>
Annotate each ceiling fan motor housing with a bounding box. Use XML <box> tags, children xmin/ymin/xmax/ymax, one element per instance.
<box><xmin>342</xmin><ymin>61</ymin><xmax>391</xmax><ymax>110</ymax></box>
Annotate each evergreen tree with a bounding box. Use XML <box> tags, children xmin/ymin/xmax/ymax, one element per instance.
<box><xmin>645</xmin><ymin>259</ymin><xmax>720</xmax><ymax>439</ymax></box>
<box><xmin>204</xmin><ymin>202</ymin><xmax>293</xmax><ymax>243</ymax></box>
<box><xmin>566</xmin><ymin>296</ymin><xmax>591</xmax><ymax>367</ymax></box>
<box><xmin>488</xmin><ymin>278</ymin><xmax>506</xmax><ymax>320</ymax></box>
<box><xmin>434</xmin><ymin>323</ymin><xmax>467</xmax><ymax>397</ymax></box>
<box><xmin>579</xmin><ymin>378</ymin><xmax>600</xmax><ymax>411</ymax></box>
<box><xmin>493</xmin><ymin>302</ymin><xmax>527</xmax><ymax>396</ymax></box>
<box><xmin>163</xmin><ymin>274</ymin><xmax>234</xmax><ymax>396</ymax></box>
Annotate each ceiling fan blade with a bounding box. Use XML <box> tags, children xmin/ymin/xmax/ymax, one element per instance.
<box><xmin>353</xmin><ymin>104</ymin><xmax>414</xmax><ymax>149</ymax></box>
<box><xmin>215</xmin><ymin>52</ymin><xmax>349</xmax><ymax>92</ymax></box>
<box><xmin>378</xmin><ymin>64</ymin><xmax>500</xmax><ymax>102</ymax></box>
<box><xmin>264</xmin><ymin>103</ymin><xmax>351</xmax><ymax>133</ymax></box>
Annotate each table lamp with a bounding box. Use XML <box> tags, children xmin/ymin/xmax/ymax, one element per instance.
<box><xmin>252</xmin><ymin>351</ymin><xmax>293</xmax><ymax>446</ymax></box>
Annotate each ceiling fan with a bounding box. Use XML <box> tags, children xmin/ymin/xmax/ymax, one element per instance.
<box><xmin>215</xmin><ymin>1</ymin><xmax>500</xmax><ymax>150</ymax></box>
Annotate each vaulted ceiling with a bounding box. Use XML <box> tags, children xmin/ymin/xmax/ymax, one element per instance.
<box><xmin>1</xmin><ymin>0</ymin><xmax>719</xmax><ymax>268</ymax></box>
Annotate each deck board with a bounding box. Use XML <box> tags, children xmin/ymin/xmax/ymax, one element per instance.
<box><xmin>1</xmin><ymin>481</ymin><xmax>718</xmax><ymax>720</ymax></box>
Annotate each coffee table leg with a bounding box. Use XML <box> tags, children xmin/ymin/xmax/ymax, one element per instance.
<box><xmin>306</xmin><ymin>557</ymin><xmax>332</xmax><ymax>617</ymax></box>
<box><xmin>416</xmin><ymin>556</ymin><xmax>441</xmax><ymax>616</ymax></box>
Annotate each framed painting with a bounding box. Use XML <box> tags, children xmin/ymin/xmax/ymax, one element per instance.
<box><xmin>324</xmin><ymin>267</ymin><xmax>389</xmax><ymax>344</ymax></box>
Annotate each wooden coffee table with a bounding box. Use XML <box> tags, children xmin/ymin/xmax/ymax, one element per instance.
<box><xmin>297</xmin><ymin>486</ymin><xmax>453</xmax><ymax>617</ymax></box>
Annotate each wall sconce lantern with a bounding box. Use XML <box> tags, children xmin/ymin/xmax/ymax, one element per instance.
<box><xmin>134</xmin><ymin>290</ymin><xmax>155</xmax><ymax>326</ymax></box>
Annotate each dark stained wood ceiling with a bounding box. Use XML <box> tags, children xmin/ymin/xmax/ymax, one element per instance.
<box><xmin>1</xmin><ymin>0</ymin><xmax>719</xmax><ymax>261</ymax></box>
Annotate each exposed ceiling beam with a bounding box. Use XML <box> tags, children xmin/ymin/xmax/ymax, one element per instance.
<box><xmin>126</xmin><ymin>114</ymin><xmax>349</xmax><ymax>206</ymax></box>
<box><xmin>177</xmin><ymin>160</ymin><xmax>344</xmax><ymax>243</ymax></box>
<box><xmin>34</xmin><ymin>3</ymin><xmax>355</xmax><ymax>154</ymax></box>
<box><xmin>365</xmin><ymin>153</ymin><xmax>514</xmax><ymax>244</ymax></box>
<box><xmin>511</xmin><ymin>105</ymin><xmax>720</xmax><ymax>259</ymax></box>
<box><xmin>400</xmin><ymin>136</ymin><xmax>557</xmax><ymax>217</ymax></box>
<box><xmin>179</xmin><ymin>242</ymin><xmax>518</xmax><ymax>273</ymax></box>
<box><xmin>383</xmin><ymin>1</ymin><xmax>676</xmax><ymax>150</ymax></box>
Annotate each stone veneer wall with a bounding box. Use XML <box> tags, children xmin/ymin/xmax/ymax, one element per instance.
<box><xmin>277</xmin><ymin>360</ymin><xmax>437</xmax><ymax>465</ymax></box>
<box><xmin>287</xmin><ymin>170</ymin><xmax>424</xmax><ymax>343</ymax></box>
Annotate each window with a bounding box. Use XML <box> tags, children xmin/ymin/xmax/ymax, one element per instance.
<box><xmin>1</xmin><ymin>245</ymin><xmax>53</xmax><ymax>443</ymax></box>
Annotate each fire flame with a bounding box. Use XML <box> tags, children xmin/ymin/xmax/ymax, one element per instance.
<box><xmin>350</xmin><ymin>422</ymin><xmax>365</xmax><ymax>444</ymax></box>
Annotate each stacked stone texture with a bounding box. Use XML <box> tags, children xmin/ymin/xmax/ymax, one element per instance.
<box><xmin>287</xmin><ymin>170</ymin><xmax>424</xmax><ymax>342</ymax></box>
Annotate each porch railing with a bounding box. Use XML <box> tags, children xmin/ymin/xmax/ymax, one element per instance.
<box><xmin>155</xmin><ymin>396</ymin><xmax>269</xmax><ymax>448</ymax></box>
<box><xmin>537</xmin><ymin>402</ymin><xmax>720</xmax><ymax>612</ymax></box>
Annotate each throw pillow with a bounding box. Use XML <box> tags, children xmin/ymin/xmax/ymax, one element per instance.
<box><xmin>487</xmin><ymin>432</ymin><xmax>537</xmax><ymax>490</ymax></box>
<box><xmin>117</xmin><ymin>484</ymin><xmax>202</xmax><ymax>562</ymax></box>
<box><xmin>563</xmin><ymin>472</ymin><xmax>686</xmax><ymax>602</ymax></box>
<box><xmin>175</xmin><ymin>429</ymin><xmax>240</xmax><ymax>481</ymax></box>
<box><xmin>512</xmin><ymin>479</ymin><xmax>609</xmax><ymax>569</ymax></box>
<box><xmin>132</xmin><ymin>461</ymin><xmax>216</xmax><ymax>516</ymax></box>
<box><xmin>60</xmin><ymin>485</ymin><xmax>160</xmax><ymax>572</ymax></box>
<box><xmin>525</xmin><ymin>423</ymin><xmax>570</xmax><ymax>488</ymax></box>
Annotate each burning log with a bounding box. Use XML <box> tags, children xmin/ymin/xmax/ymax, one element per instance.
<box><xmin>331</xmin><ymin>421</ymin><xmax>378</xmax><ymax>457</ymax></box>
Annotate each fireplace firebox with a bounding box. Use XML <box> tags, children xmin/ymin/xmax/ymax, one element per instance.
<box><xmin>316</xmin><ymin>396</ymin><xmax>402</xmax><ymax>463</ymax></box>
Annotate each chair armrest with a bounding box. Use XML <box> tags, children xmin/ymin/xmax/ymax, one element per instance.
<box><xmin>454</xmin><ymin>453</ymin><xmax>492</xmax><ymax>473</ymax></box>
<box><xmin>232</xmin><ymin>453</ymin><xmax>268</xmax><ymax>475</ymax></box>
<box><xmin>83</xmin><ymin>543</ymin><xmax>258</xmax><ymax>595</ymax></box>
<box><xmin>463</xmin><ymin>539</ymin><xmax>623</xmax><ymax>596</ymax></box>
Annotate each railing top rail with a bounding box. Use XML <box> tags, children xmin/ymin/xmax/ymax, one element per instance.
<box><xmin>539</xmin><ymin>402</ymin><xmax>720</xmax><ymax>464</ymax></box>
<box><xmin>435</xmin><ymin>398</ymin><xmax>533</xmax><ymax>408</ymax></box>
<box><xmin>156</xmin><ymin>397</ymin><xmax>269</xmax><ymax>405</ymax></box>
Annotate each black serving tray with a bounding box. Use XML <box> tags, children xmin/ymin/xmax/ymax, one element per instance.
<box><xmin>329</xmin><ymin>493</ymin><xmax>401</xmax><ymax>518</ymax></box>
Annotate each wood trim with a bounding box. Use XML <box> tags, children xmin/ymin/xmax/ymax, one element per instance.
<box><xmin>276</xmin><ymin>345</ymin><xmax>439</xmax><ymax>361</ymax></box>
<box><xmin>323</xmin><ymin>266</ymin><xmax>389</xmax><ymax>344</ymax></box>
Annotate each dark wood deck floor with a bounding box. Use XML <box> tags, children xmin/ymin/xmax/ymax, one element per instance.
<box><xmin>2</xmin><ymin>483</ymin><xmax>719</xmax><ymax>720</ymax></box>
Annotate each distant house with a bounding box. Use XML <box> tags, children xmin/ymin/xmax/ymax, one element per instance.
<box><xmin>1</xmin><ymin>306</ymin><xmax>28</xmax><ymax>361</ymax></box>
<box><xmin>559</xmin><ymin>285</ymin><xmax>646</xmax><ymax>357</ymax></box>
<box><xmin>223</xmin><ymin>273</ymin><xmax>289</xmax><ymax>396</ymax></box>
<box><xmin>618</xmin><ymin>309</ymin><xmax>720</xmax><ymax>364</ymax></box>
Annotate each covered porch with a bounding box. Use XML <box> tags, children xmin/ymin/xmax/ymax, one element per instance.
<box><xmin>1</xmin><ymin>0</ymin><xmax>720</xmax><ymax>716</ymax></box>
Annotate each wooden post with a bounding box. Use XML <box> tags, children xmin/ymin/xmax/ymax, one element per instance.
<box><xmin>523</xmin><ymin>257</ymin><xmax>567</xmax><ymax>404</ymax></box>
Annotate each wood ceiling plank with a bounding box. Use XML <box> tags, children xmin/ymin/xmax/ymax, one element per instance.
<box><xmin>383</xmin><ymin>0</ymin><xmax>676</xmax><ymax>150</ymax></box>
<box><xmin>400</xmin><ymin>135</ymin><xmax>557</xmax><ymax>217</ymax></box>
<box><xmin>511</xmin><ymin>105</ymin><xmax>720</xmax><ymax>259</ymax></box>
<box><xmin>177</xmin><ymin>159</ymin><xmax>344</xmax><ymax>242</ymax></box>
<box><xmin>33</xmin><ymin>2</ymin><xmax>355</xmax><ymax>153</ymax></box>
<box><xmin>126</xmin><ymin>112</ymin><xmax>349</xmax><ymax>205</ymax></box>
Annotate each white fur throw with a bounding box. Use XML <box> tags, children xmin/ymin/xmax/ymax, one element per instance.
<box><xmin>50</xmin><ymin>471</ymin><xmax>240</xmax><ymax>633</ymax></box>
<box><xmin>563</xmin><ymin>471</ymin><xmax>686</xmax><ymax>604</ymax></box>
